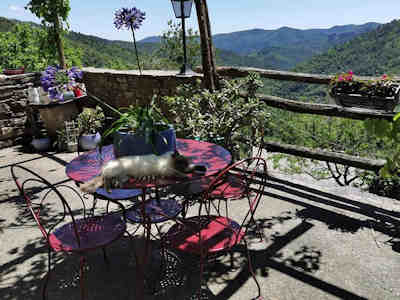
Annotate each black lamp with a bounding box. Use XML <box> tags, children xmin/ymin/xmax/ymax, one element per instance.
<box><xmin>170</xmin><ymin>0</ymin><xmax>195</xmax><ymax>75</ymax></box>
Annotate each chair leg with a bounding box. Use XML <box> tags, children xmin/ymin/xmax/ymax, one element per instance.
<box><xmin>42</xmin><ymin>247</ymin><xmax>52</xmax><ymax>300</ymax></box>
<box><xmin>91</xmin><ymin>196</ymin><xmax>98</xmax><ymax>216</ymax></box>
<box><xmin>102</xmin><ymin>247</ymin><xmax>110</xmax><ymax>269</ymax></box>
<box><xmin>243</xmin><ymin>238</ymin><xmax>263</xmax><ymax>300</ymax></box>
<box><xmin>79</xmin><ymin>256</ymin><xmax>87</xmax><ymax>300</ymax></box>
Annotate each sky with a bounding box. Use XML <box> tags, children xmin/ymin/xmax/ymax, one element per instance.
<box><xmin>2</xmin><ymin>0</ymin><xmax>400</xmax><ymax>42</ymax></box>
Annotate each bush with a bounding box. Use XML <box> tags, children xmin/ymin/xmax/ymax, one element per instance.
<box><xmin>164</xmin><ymin>73</ymin><xmax>270</xmax><ymax>160</ymax></box>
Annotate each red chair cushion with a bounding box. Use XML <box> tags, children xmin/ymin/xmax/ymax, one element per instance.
<box><xmin>182</xmin><ymin>173</ymin><xmax>247</xmax><ymax>199</ymax></box>
<box><xmin>166</xmin><ymin>215</ymin><xmax>244</xmax><ymax>254</ymax></box>
<box><xmin>49</xmin><ymin>214</ymin><xmax>126</xmax><ymax>252</ymax></box>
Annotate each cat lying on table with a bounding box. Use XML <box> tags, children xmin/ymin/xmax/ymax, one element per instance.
<box><xmin>80</xmin><ymin>151</ymin><xmax>206</xmax><ymax>193</ymax></box>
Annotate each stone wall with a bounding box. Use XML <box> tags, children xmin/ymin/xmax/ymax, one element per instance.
<box><xmin>0</xmin><ymin>68</ymin><xmax>203</xmax><ymax>149</ymax></box>
<box><xmin>82</xmin><ymin>68</ymin><xmax>202</xmax><ymax>108</ymax></box>
<box><xmin>0</xmin><ymin>73</ymin><xmax>40</xmax><ymax>149</ymax></box>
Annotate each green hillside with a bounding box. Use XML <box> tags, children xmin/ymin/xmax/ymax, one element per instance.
<box><xmin>0</xmin><ymin>16</ymin><xmax>387</xmax><ymax>72</ymax></box>
<box><xmin>294</xmin><ymin>19</ymin><xmax>400</xmax><ymax>76</ymax></box>
<box><xmin>0</xmin><ymin>16</ymin><xmax>161</xmax><ymax>70</ymax></box>
<box><xmin>261</xmin><ymin>19</ymin><xmax>400</xmax><ymax>103</ymax></box>
<box><xmin>141</xmin><ymin>23</ymin><xmax>380</xmax><ymax>70</ymax></box>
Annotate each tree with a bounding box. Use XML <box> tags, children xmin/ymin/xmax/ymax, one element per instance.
<box><xmin>0</xmin><ymin>23</ymin><xmax>81</xmax><ymax>72</ymax></box>
<box><xmin>26</xmin><ymin>0</ymin><xmax>71</xmax><ymax>68</ymax></box>
<box><xmin>158</xmin><ymin>20</ymin><xmax>201</xmax><ymax>69</ymax></box>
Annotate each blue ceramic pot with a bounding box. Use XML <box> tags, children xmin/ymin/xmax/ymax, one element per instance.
<box><xmin>79</xmin><ymin>132</ymin><xmax>101</xmax><ymax>151</ymax></box>
<box><xmin>113</xmin><ymin>126</ymin><xmax>176</xmax><ymax>157</ymax></box>
<box><xmin>31</xmin><ymin>137</ymin><xmax>51</xmax><ymax>152</ymax></box>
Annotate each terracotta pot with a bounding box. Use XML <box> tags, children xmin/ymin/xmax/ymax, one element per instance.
<box><xmin>3</xmin><ymin>67</ymin><xmax>25</xmax><ymax>75</ymax></box>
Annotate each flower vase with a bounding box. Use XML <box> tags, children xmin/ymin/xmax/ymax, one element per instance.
<box><xmin>330</xmin><ymin>86</ymin><xmax>400</xmax><ymax>111</ymax></box>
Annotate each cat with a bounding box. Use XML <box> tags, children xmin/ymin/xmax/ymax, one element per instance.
<box><xmin>80</xmin><ymin>151</ymin><xmax>206</xmax><ymax>193</ymax></box>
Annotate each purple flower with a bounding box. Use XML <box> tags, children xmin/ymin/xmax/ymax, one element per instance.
<box><xmin>114</xmin><ymin>7</ymin><xmax>145</xmax><ymax>31</ymax></box>
<box><xmin>40</xmin><ymin>66</ymin><xmax>83</xmax><ymax>101</ymax></box>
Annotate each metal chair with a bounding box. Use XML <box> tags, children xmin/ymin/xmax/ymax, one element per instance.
<box><xmin>164</xmin><ymin>157</ymin><xmax>267</xmax><ymax>300</ymax></box>
<box><xmin>10</xmin><ymin>165</ymin><xmax>128</xmax><ymax>300</ymax></box>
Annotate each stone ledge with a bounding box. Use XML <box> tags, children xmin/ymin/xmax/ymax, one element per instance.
<box><xmin>82</xmin><ymin>67</ymin><xmax>203</xmax><ymax>78</ymax></box>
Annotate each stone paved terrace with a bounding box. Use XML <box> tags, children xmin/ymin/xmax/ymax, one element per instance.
<box><xmin>0</xmin><ymin>145</ymin><xmax>400</xmax><ymax>300</ymax></box>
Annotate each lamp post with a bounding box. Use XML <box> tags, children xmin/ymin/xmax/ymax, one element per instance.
<box><xmin>170</xmin><ymin>0</ymin><xmax>195</xmax><ymax>75</ymax></box>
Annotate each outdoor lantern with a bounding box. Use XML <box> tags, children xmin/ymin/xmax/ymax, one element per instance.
<box><xmin>170</xmin><ymin>0</ymin><xmax>195</xmax><ymax>75</ymax></box>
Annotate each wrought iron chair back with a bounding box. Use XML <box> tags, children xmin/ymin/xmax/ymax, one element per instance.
<box><xmin>164</xmin><ymin>156</ymin><xmax>267</xmax><ymax>300</ymax></box>
<box><xmin>10</xmin><ymin>164</ymin><xmax>128</xmax><ymax>300</ymax></box>
<box><xmin>11</xmin><ymin>165</ymin><xmax>88</xmax><ymax>248</ymax></box>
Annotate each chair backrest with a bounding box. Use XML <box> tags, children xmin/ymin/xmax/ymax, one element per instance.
<box><xmin>202</xmin><ymin>156</ymin><xmax>267</xmax><ymax>235</ymax></box>
<box><xmin>10</xmin><ymin>165</ymin><xmax>87</xmax><ymax>247</ymax></box>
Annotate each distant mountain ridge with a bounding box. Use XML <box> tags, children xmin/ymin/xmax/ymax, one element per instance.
<box><xmin>0</xmin><ymin>16</ymin><xmax>382</xmax><ymax>71</ymax></box>
<box><xmin>140</xmin><ymin>23</ymin><xmax>380</xmax><ymax>55</ymax></box>
<box><xmin>140</xmin><ymin>22</ymin><xmax>380</xmax><ymax>69</ymax></box>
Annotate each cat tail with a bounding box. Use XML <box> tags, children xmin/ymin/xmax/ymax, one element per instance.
<box><xmin>79</xmin><ymin>175</ymin><xmax>104</xmax><ymax>194</ymax></box>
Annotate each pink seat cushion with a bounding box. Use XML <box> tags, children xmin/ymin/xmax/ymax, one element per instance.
<box><xmin>166</xmin><ymin>215</ymin><xmax>244</xmax><ymax>254</ymax></box>
<box><xmin>49</xmin><ymin>215</ymin><xmax>126</xmax><ymax>252</ymax></box>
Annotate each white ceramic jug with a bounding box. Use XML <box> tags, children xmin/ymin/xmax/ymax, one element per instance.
<box><xmin>28</xmin><ymin>87</ymin><xmax>40</xmax><ymax>104</ymax></box>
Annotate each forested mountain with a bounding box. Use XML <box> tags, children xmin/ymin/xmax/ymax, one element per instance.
<box><xmin>294</xmin><ymin>19</ymin><xmax>400</xmax><ymax>76</ymax></box>
<box><xmin>0</xmin><ymin>16</ymin><xmax>387</xmax><ymax>72</ymax></box>
<box><xmin>0</xmin><ymin>16</ymin><xmax>161</xmax><ymax>69</ymax></box>
<box><xmin>262</xmin><ymin>19</ymin><xmax>400</xmax><ymax>103</ymax></box>
<box><xmin>141</xmin><ymin>23</ymin><xmax>380</xmax><ymax>69</ymax></box>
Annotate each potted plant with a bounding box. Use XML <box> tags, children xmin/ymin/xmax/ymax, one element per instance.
<box><xmin>3</xmin><ymin>65</ymin><xmax>25</xmax><ymax>76</ymax></box>
<box><xmin>104</xmin><ymin>95</ymin><xmax>175</xmax><ymax>157</ymax></box>
<box><xmin>31</xmin><ymin>128</ymin><xmax>51</xmax><ymax>152</ymax></box>
<box><xmin>37</xmin><ymin>66</ymin><xmax>84</xmax><ymax>139</ymax></box>
<box><xmin>41</xmin><ymin>66</ymin><xmax>83</xmax><ymax>102</ymax></box>
<box><xmin>76</xmin><ymin>106</ymin><xmax>105</xmax><ymax>150</ymax></box>
<box><xmin>1</xmin><ymin>56</ymin><xmax>25</xmax><ymax>75</ymax></box>
<box><xmin>329</xmin><ymin>70</ymin><xmax>400</xmax><ymax>111</ymax></box>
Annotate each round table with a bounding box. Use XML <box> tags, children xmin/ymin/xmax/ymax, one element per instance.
<box><xmin>66</xmin><ymin>138</ymin><xmax>232</xmax><ymax>186</ymax></box>
<box><xmin>66</xmin><ymin>138</ymin><xmax>232</xmax><ymax>222</ymax></box>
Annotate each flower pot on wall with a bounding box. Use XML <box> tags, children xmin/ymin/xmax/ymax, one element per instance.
<box><xmin>79</xmin><ymin>132</ymin><xmax>101</xmax><ymax>151</ymax></box>
<box><xmin>3</xmin><ymin>67</ymin><xmax>25</xmax><ymax>75</ymax></box>
<box><xmin>113</xmin><ymin>126</ymin><xmax>176</xmax><ymax>158</ymax></box>
<box><xmin>330</xmin><ymin>87</ymin><xmax>400</xmax><ymax>111</ymax></box>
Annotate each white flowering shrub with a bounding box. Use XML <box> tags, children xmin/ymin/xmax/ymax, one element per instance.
<box><xmin>164</xmin><ymin>73</ymin><xmax>270</xmax><ymax>160</ymax></box>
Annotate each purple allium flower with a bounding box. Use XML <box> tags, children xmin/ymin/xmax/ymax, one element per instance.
<box><xmin>114</xmin><ymin>7</ymin><xmax>146</xmax><ymax>31</ymax></box>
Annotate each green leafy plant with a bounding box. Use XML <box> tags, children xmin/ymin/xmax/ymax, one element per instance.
<box><xmin>157</xmin><ymin>20</ymin><xmax>201</xmax><ymax>69</ymax></box>
<box><xmin>364</xmin><ymin>116</ymin><xmax>400</xmax><ymax>178</ymax></box>
<box><xmin>26</xmin><ymin>0</ymin><xmax>71</xmax><ymax>68</ymax></box>
<box><xmin>104</xmin><ymin>95</ymin><xmax>170</xmax><ymax>146</ymax></box>
<box><xmin>164</xmin><ymin>73</ymin><xmax>269</xmax><ymax>160</ymax></box>
<box><xmin>76</xmin><ymin>106</ymin><xmax>105</xmax><ymax>134</ymax></box>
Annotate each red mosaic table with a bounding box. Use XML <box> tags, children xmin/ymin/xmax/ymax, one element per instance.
<box><xmin>66</xmin><ymin>138</ymin><xmax>232</xmax><ymax>186</ymax></box>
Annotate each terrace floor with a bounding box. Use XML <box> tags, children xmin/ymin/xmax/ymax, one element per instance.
<box><xmin>0</xmin><ymin>145</ymin><xmax>399</xmax><ymax>300</ymax></box>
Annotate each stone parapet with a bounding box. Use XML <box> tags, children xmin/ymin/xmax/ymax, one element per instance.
<box><xmin>0</xmin><ymin>73</ymin><xmax>40</xmax><ymax>149</ymax></box>
<box><xmin>82</xmin><ymin>68</ymin><xmax>202</xmax><ymax>109</ymax></box>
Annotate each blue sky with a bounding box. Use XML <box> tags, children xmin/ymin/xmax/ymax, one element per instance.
<box><xmin>2</xmin><ymin>0</ymin><xmax>400</xmax><ymax>41</ymax></box>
